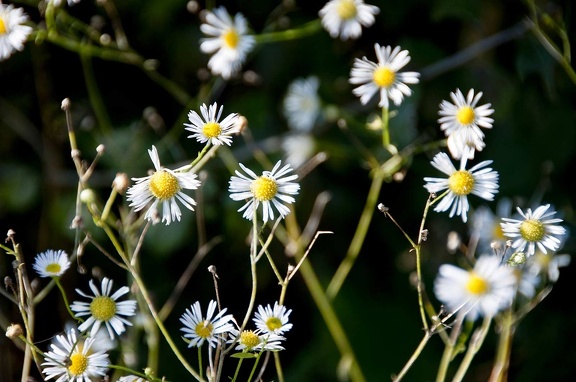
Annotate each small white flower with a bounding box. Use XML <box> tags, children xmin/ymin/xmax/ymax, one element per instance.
<box><xmin>253</xmin><ymin>302</ymin><xmax>293</xmax><ymax>335</ymax></box>
<box><xmin>180</xmin><ymin>300</ymin><xmax>235</xmax><ymax>348</ymax></box>
<box><xmin>184</xmin><ymin>102</ymin><xmax>239</xmax><ymax>146</ymax></box>
<box><xmin>51</xmin><ymin>0</ymin><xmax>82</xmax><ymax>7</ymax></box>
<box><xmin>424</xmin><ymin>150</ymin><xmax>499</xmax><ymax>223</ymax></box>
<box><xmin>438</xmin><ymin>89</ymin><xmax>495</xmax><ymax>160</ymax></box>
<box><xmin>468</xmin><ymin>198</ymin><xmax>512</xmax><ymax>253</ymax></box>
<box><xmin>229</xmin><ymin>160</ymin><xmax>300</xmax><ymax>223</ymax></box>
<box><xmin>281</xmin><ymin>133</ymin><xmax>316</xmax><ymax>169</ymax></box>
<box><xmin>42</xmin><ymin>328</ymin><xmax>109</xmax><ymax>381</ymax></box>
<box><xmin>501</xmin><ymin>204</ymin><xmax>566</xmax><ymax>257</ymax></box>
<box><xmin>434</xmin><ymin>255</ymin><xmax>517</xmax><ymax>320</ymax></box>
<box><xmin>70</xmin><ymin>277</ymin><xmax>137</xmax><ymax>340</ymax></box>
<box><xmin>32</xmin><ymin>249</ymin><xmax>71</xmax><ymax>278</ymax></box>
<box><xmin>319</xmin><ymin>0</ymin><xmax>379</xmax><ymax>40</ymax></box>
<box><xmin>200</xmin><ymin>6</ymin><xmax>255</xmax><ymax>79</ymax></box>
<box><xmin>0</xmin><ymin>4</ymin><xmax>33</xmax><ymax>61</ymax></box>
<box><xmin>228</xmin><ymin>329</ymin><xmax>285</xmax><ymax>352</ymax></box>
<box><xmin>527</xmin><ymin>251</ymin><xmax>571</xmax><ymax>283</ymax></box>
<box><xmin>126</xmin><ymin>145</ymin><xmax>201</xmax><ymax>225</ymax></box>
<box><xmin>349</xmin><ymin>44</ymin><xmax>420</xmax><ymax>109</ymax></box>
<box><xmin>118</xmin><ymin>376</ymin><xmax>148</xmax><ymax>382</ymax></box>
<box><xmin>283</xmin><ymin>76</ymin><xmax>321</xmax><ymax>132</ymax></box>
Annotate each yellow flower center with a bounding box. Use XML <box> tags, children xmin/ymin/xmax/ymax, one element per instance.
<box><xmin>195</xmin><ymin>320</ymin><xmax>213</xmax><ymax>339</ymax></box>
<box><xmin>336</xmin><ymin>0</ymin><xmax>357</xmax><ymax>20</ymax></box>
<box><xmin>45</xmin><ymin>263</ymin><xmax>62</xmax><ymax>274</ymax></box>
<box><xmin>223</xmin><ymin>29</ymin><xmax>239</xmax><ymax>48</ymax></box>
<box><xmin>68</xmin><ymin>353</ymin><xmax>89</xmax><ymax>376</ymax></box>
<box><xmin>149</xmin><ymin>170</ymin><xmax>180</xmax><ymax>200</ymax></box>
<box><xmin>0</xmin><ymin>18</ymin><xmax>7</xmax><ymax>35</ymax></box>
<box><xmin>520</xmin><ymin>219</ymin><xmax>545</xmax><ymax>242</ymax></box>
<box><xmin>448</xmin><ymin>170</ymin><xmax>475</xmax><ymax>196</ymax></box>
<box><xmin>202</xmin><ymin>122</ymin><xmax>222</xmax><ymax>138</ymax></box>
<box><xmin>492</xmin><ymin>223</ymin><xmax>505</xmax><ymax>240</ymax></box>
<box><xmin>266</xmin><ymin>317</ymin><xmax>282</xmax><ymax>332</ymax></box>
<box><xmin>466</xmin><ymin>272</ymin><xmax>489</xmax><ymax>295</ymax></box>
<box><xmin>251</xmin><ymin>176</ymin><xmax>278</xmax><ymax>201</ymax></box>
<box><xmin>373</xmin><ymin>67</ymin><xmax>396</xmax><ymax>88</ymax></box>
<box><xmin>240</xmin><ymin>330</ymin><xmax>260</xmax><ymax>349</ymax></box>
<box><xmin>90</xmin><ymin>296</ymin><xmax>117</xmax><ymax>321</ymax></box>
<box><xmin>456</xmin><ymin>106</ymin><xmax>475</xmax><ymax>125</ymax></box>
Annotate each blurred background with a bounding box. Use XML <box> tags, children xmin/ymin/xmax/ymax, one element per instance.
<box><xmin>1</xmin><ymin>0</ymin><xmax>575</xmax><ymax>381</ymax></box>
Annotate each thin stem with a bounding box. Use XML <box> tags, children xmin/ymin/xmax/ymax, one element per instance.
<box><xmin>381</xmin><ymin>106</ymin><xmax>390</xmax><ymax>147</ymax></box>
<box><xmin>254</xmin><ymin>20</ymin><xmax>322</xmax><ymax>44</ymax></box>
<box><xmin>393</xmin><ymin>331</ymin><xmax>433</xmax><ymax>382</ymax></box>
<box><xmin>54</xmin><ymin>278</ymin><xmax>79</xmax><ymax>322</ymax></box>
<box><xmin>452</xmin><ymin>316</ymin><xmax>492</xmax><ymax>382</ymax></box>
<box><xmin>489</xmin><ymin>311</ymin><xmax>515</xmax><ymax>382</ymax></box>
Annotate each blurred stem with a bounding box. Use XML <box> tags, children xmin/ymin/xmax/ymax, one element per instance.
<box><xmin>80</xmin><ymin>47</ymin><xmax>112</xmax><ymax>133</ymax></box>
<box><xmin>254</xmin><ymin>20</ymin><xmax>322</xmax><ymax>44</ymax></box>
<box><xmin>381</xmin><ymin>106</ymin><xmax>390</xmax><ymax>148</ymax></box>
<box><xmin>452</xmin><ymin>316</ymin><xmax>492</xmax><ymax>382</ymax></box>
<box><xmin>393</xmin><ymin>331</ymin><xmax>433</xmax><ymax>382</ymax></box>
<box><xmin>489</xmin><ymin>310</ymin><xmax>515</xmax><ymax>382</ymax></box>
<box><xmin>436</xmin><ymin>310</ymin><xmax>466</xmax><ymax>382</ymax></box>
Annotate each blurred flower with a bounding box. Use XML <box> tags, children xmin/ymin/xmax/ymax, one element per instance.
<box><xmin>423</xmin><ymin>150</ymin><xmax>499</xmax><ymax>223</ymax></box>
<box><xmin>229</xmin><ymin>160</ymin><xmax>300</xmax><ymax>223</ymax></box>
<box><xmin>468</xmin><ymin>198</ymin><xmax>512</xmax><ymax>254</ymax></box>
<box><xmin>51</xmin><ymin>0</ymin><xmax>82</xmax><ymax>7</ymax></box>
<box><xmin>70</xmin><ymin>277</ymin><xmax>137</xmax><ymax>340</ymax></box>
<box><xmin>438</xmin><ymin>89</ymin><xmax>494</xmax><ymax>160</ymax></box>
<box><xmin>527</xmin><ymin>251</ymin><xmax>571</xmax><ymax>283</ymax></box>
<box><xmin>32</xmin><ymin>249</ymin><xmax>71</xmax><ymax>278</ymax></box>
<box><xmin>434</xmin><ymin>255</ymin><xmax>516</xmax><ymax>320</ymax></box>
<box><xmin>253</xmin><ymin>302</ymin><xmax>293</xmax><ymax>335</ymax></box>
<box><xmin>319</xmin><ymin>0</ymin><xmax>379</xmax><ymax>40</ymax></box>
<box><xmin>184</xmin><ymin>102</ymin><xmax>239</xmax><ymax>146</ymax></box>
<box><xmin>229</xmin><ymin>329</ymin><xmax>285</xmax><ymax>352</ymax></box>
<box><xmin>283</xmin><ymin>76</ymin><xmax>321</xmax><ymax>132</ymax></box>
<box><xmin>282</xmin><ymin>133</ymin><xmax>316</xmax><ymax>169</ymax></box>
<box><xmin>126</xmin><ymin>145</ymin><xmax>201</xmax><ymax>225</ymax></box>
<box><xmin>349</xmin><ymin>44</ymin><xmax>420</xmax><ymax>109</ymax></box>
<box><xmin>180</xmin><ymin>300</ymin><xmax>235</xmax><ymax>348</ymax></box>
<box><xmin>501</xmin><ymin>204</ymin><xmax>566</xmax><ymax>256</ymax></box>
<box><xmin>200</xmin><ymin>6</ymin><xmax>255</xmax><ymax>79</ymax></box>
<box><xmin>42</xmin><ymin>328</ymin><xmax>109</xmax><ymax>381</ymax></box>
<box><xmin>0</xmin><ymin>4</ymin><xmax>33</xmax><ymax>61</ymax></box>
<box><xmin>118</xmin><ymin>376</ymin><xmax>148</xmax><ymax>382</ymax></box>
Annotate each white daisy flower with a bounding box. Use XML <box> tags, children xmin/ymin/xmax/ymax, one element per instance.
<box><xmin>41</xmin><ymin>328</ymin><xmax>109</xmax><ymax>382</ymax></box>
<box><xmin>349</xmin><ymin>44</ymin><xmax>420</xmax><ymax>109</ymax></box>
<box><xmin>281</xmin><ymin>133</ymin><xmax>316</xmax><ymax>169</ymax></box>
<box><xmin>438</xmin><ymin>88</ymin><xmax>494</xmax><ymax>160</ymax></box>
<box><xmin>0</xmin><ymin>4</ymin><xmax>33</xmax><ymax>61</ymax></box>
<box><xmin>228</xmin><ymin>329</ymin><xmax>285</xmax><ymax>352</ymax></box>
<box><xmin>184</xmin><ymin>102</ymin><xmax>239</xmax><ymax>146</ymax></box>
<box><xmin>527</xmin><ymin>251</ymin><xmax>571</xmax><ymax>283</ymax></box>
<box><xmin>126</xmin><ymin>145</ymin><xmax>201</xmax><ymax>225</ymax></box>
<box><xmin>253</xmin><ymin>302</ymin><xmax>293</xmax><ymax>335</ymax></box>
<box><xmin>501</xmin><ymin>204</ymin><xmax>566</xmax><ymax>257</ymax></box>
<box><xmin>319</xmin><ymin>0</ymin><xmax>379</xmax><ymax>40</ymax></box>
<box><xmin>423</xmin><ymin>150</ymin><xmax>499</xmax><ymax>223</ymax></box>
<box><xmin>118</xmin><ymin>376</ymin><xmax>148</xmax><ymax>382</ymax></box>
<box><xmin>180</xmin><ymin>300</ymin><xmax>235</xmax><ymax>348</ymax></box>
<box><xmin>434</xmin><ymin>255</ymin><xmax>517</xmax><ymax>320</ymax></box>
<box><xmin>200</xmin><ymin>6</ymin><xmax>255</xmax><ymax>79</ymax></box>
<box><xmin>283</xmin><ymin>76</ymin><xmax>321</xmax><ymax>132</ymax></box>
<box><xmin>229</xmin><ymin>160</ymin><xmax>300</xmax><ymax>223</ymax></box>
<box><xmin>32</xmin><ymin>249</ymin><xmax>71</xmax><ymax>278</ymax></box>
<box><xmin>468</xmin><ymin>198</ymin><xmax>512</xmax><ymax>254</ymax></box>
<box><xmin>70</xmin><ymin>277</ymin><xmax>137</xmax><ymax>340</ymax></box>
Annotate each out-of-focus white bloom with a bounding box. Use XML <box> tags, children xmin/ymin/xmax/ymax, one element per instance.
<box><xmin>0</xmin><ymin>4</ymin><xmax>33</xmax><ymax>61</ymax></box>
<box><xmin>283</xmin><ymin>76</ymin><xmax>321</xmax><ymax>132</ymax></box>
<box><xmin>527</xmin><ymin>251</ymin><xmax>571</xmax><ymax>283</ymax></box>
<box><xmin>319</xmin><ymin>0</ymin><xmax>379</xmax><ymax>40</ymax></box>
<box><xmin>281</xmin><ymin>133</ymin><xmax>316</xmax><ymax>169</ymax></box>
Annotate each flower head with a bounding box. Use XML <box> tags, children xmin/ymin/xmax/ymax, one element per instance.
<box><xmin>424</xmin><ymin>151</ymin><xmax>499</xmax><ymax>223</ymax></box>
<box><xmin>200</xmin><ymin>6</ymin><xmax>255</xmax><ymax>79</ymax></box>
<box><xmin>281</xmin><ymin>133</ymin><xmax>316</xmax><ymax>169</ymax></box>
<box><xmin>468</xmin><ymin>198</ymin><xmax>512</xmax><ymax>254</ymax></box>
<box><xmin>126</xmin><ymin>145</ymin><xmax>201</xmax><ymax>225</ymax></box>
<box><xmin>0</xmin><ymin>4</ymin><xmax>33</xmax><ymax>61</ymax></box>
<box><xmin>434</xmin><ymin>255</ymin><xmax>517</xmax><ymax>320</ymax></box>
<box><xmin>42</xmin><ymin>328</ymin><xmax>109</xmax><ymax>381</ymax></box>
<box><xmin>253</xmin><ymin>302</ymin><xmax>293</xmax><ymax>335</ymax></box>
<box><xmin>283</xmin><ymin>76</ymin><xmax>322</xmax><ymax>132</ymax></box>
<box><xmin>32</xmin><ymin>249</ymin><xmax>71</xmax><ymax>278</ymax></box>
<box><xmin>118</xmin><ymin>376</ymin><xmax>149</xmax><ymax>382</ymax></box>
<box><xmin>438</xmin><ymin>89</ymin><xmax>495</xmax><ymax>160</ymax></box>
<box><xmin>319</xmin><ymin>0</ymin><xmax>379</xmax><ymax>40</ymax></box>
<box><xmin>527</xmin><ymin>251</ymin><xmax>571</xmax><ymax>283</ymax></box>
<box><xmin>349</xmin><ymin>44</ymin><xmax>420</xmax><ymax>109</ymax></box>
<box><xmin>229</xmin><ymin>329</ymin><xmax>285</xmax><ymax>352</ymax></box>
<box><xmin>229</xmin><ymin>160</ymin><xmax>300</xmax><ymax>223</ymax></box>
<box><xmin>501</xmin><ymin>204</ymin><xmax>566</xmax><ymax>257</ymax></box>
<box><xmin>184</xmin><ymin>103</ymin><xmax>239</xmax><ymax>146</ymax></box>
<box><xmin>70</xmin><ymin>277</ymin><xmax>137</xmax><ymax>340</ymax></box>
<box><xmin>180</xmin><ymin>300</ymin><xmax>235</xmax><ymax>348</ymax></box>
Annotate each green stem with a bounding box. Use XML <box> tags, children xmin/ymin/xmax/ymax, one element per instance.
<box><xmin>254</xmin><ymin>20</ymin><xmax>322</xmax><ymax>44</ymax></box>
<box><xmin>489</xmin><ymin>311</ymin><xmax>515</xmax><ymax>382</ymax></box>
<box><xmin>80</xmin><ymin>46</ymin><xmax>112</xmax><ymax>134</ymax></box>
<box><xmin>381</xmin><ymin>106</ymin><xmax>390</xmax><ymax>148</ymax></box>
<box><xmin>452</xmin><ymin>316</ymin><xmax>492</xmax><ymax>382</ymax></box>
<box><xmin>54</xmin><ymin>278</ymin><xmax>78</xmax><ymax>322</ymax></box>
<box><xmin>393</xmin><ymin>331</ymin><xmax>433</xmax><ymax>381</ymax></box>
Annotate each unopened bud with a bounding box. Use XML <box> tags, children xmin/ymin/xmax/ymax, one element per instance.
<box><xmin>96</xmin><ymin>144</ymin><xmax>106</xmax><ymax>154</ymax></box>
<box><xmin>113</xmin><ymin>173</ymin><xmax>130</xmax><ymax>194</ymax></box>
<box><xmin>6</xmin><ymin>323</ymin><xmax>23</xmax><ymax>339</ymax></box>
<box><xmin>80</xmin><ymin>189</ymin><xmax>97</xmax><ymax>204</ymax></box>
<box><xmin>235</xmin><ymin>115</ymin><xmax>248</xmax><ymax>135</ymax></box>
<box><xmin>61</xmin><ymin>98</ymin><xmax>71</xmax><ymax>111</ymax></box>
<box><xmin>507</xmin><ymin>252</ymin><xmax>527</xmax><ymax>266</ymax></box>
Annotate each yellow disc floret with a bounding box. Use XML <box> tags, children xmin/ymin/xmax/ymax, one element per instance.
<box><xmin>336</xmin><ymin>0</ymin><xmax>358</xmax><ymax>20</ymax></box>
<box><xmin>195</xmin><ymin>320</ymin><xmax>213</xmax><ymax>339</ymax></box>
<box><xmin>68</xmin><ymin>353</ymin><xmax>89</xmax><ymax>375</ymax></box>
<box><xmin>202</xmin><ymin>122</ymin><xmax>222</xmax><ymax>138</ymax></box>
<box><xmin>251</xmin><ymin>176</ymin><xmax>278</xmax><ymax>201</ymax></box>
<box><xmin>223</xmin><ymin>29</ymin><xmax>239</xmax><ymax>48</ymax></box>
<box><xmin>45</xmin><ymin>263</ymin><xmax>62</xmax><ymax>274</ymax></box>
<box><xmin>448</xmin><ymin>170</ymin><xmax>475</xmax><ymax>196</ymax></box>
<box><xmin>373</xmin><ymin>67</ymin><xmax>396</xmax><ymax>88</ymax></box>
<box><xmin>90</xmin><ymin>296</ymin><xmax>117</xmax><ymax>322</ymax></box>
<box><xmin>266</xmin><ymin>317</ymin><xmax>282</xmax><ymax>332</ymax></box>
<box><xmin>240</xmin><ymin>330</ymin><xmax>260</xmax><ymax>349</ymax></box>
<box><xmin>0</xmin><ymin>18</ymin><xmax>7</xmax><ymax>35</ymax></box>
<box><xmin>520</xmin><ymin>219</ymin><xmax>545</xmax><ymax>242</ymax></box>
<box><xmin>149</xmin><ymin>171</ymin><xmax>180</xmax><ymax>200</ymax></box>
<box><xmin>466</xmin><ymin>272</ymin><xmax>489</xmax><ymax>295</ymax></box>
<box><xmin>456</xmin><ymin>106</ymin><xmax>475</xmax><ymax>125</ymax></box>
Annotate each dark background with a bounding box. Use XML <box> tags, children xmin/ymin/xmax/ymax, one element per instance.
<box><xmin>1</xmin><ymin>0</ymin><xmax>575</xmax><ymax>381</ymax></box>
